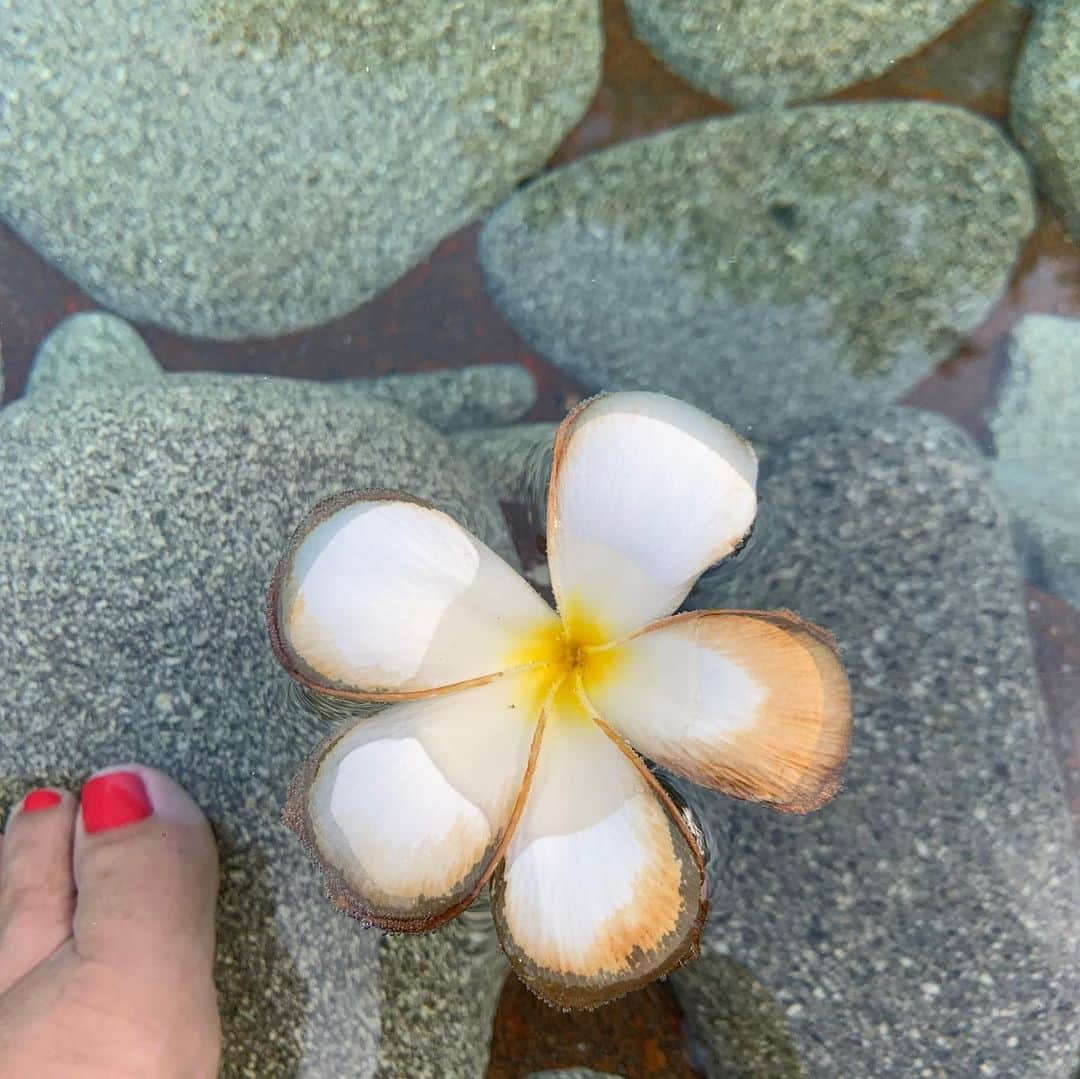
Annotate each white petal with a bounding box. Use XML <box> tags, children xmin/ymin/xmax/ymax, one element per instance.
<box><xmin>547</xmin><ymin>392</ymin><xmax>757</xmax><ymax>641</ymax></box>
<box><xmin>492</xmin><ymin>688</ymin><xmax>704</xmax><ymax>1008</ymax></box>
<box><xmin>585</xmin><ymin>610</ymin><xmax>852</xmax><ymax>813</ymax></box>
<box><xmin>269</xmin><ymin>491</ymin><xmax>558</xmax><ymax>698</ymax></box>
<box><xmin>285</xmin><ymin>671</ymin><xmax>549</xmax><ymax>927</ymax></box>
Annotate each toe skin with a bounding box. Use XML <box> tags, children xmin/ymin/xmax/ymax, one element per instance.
<box><xmin>72</xmin><ymin>765</ymin><xmax>222</xmax><ymax>1076</ymax></box>
<box><xmin>0</xmin><ymin>789</ymin><xmax>77</xmax><ymax>994</ymax></box>
<box><xmin>0</xmin><ymin>769</ymin><xmax>221</xmax><ymax>1079</ymax></box>
<box><xmin>73</xmin><ymin>765</ymin><xmax>219</xmax><ymax>980</ymax></box>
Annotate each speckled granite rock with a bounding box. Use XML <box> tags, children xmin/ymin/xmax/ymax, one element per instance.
<box><xmin>0</xmin><ymin>376</ymin><xmax>516</xmax><ymax>1077</ymax></box>
<box><xmin>686</xmin><ymin>408</ymin><xmax>1079</xmax><ymax>1076</ymax></box>
<box><xmin>990</xmin><ymin>314</ymin><xmax>1080</xmax><ymax>606</ymax></box>
<box><xmin>481</xmin><ymin>105</ymin><xmax>1035</xmax><ymax>444</ymax></box>
<box><xmin>343</xmin><ymin>364</ymin><xmax>537</xmax><ymax>434</ymax></box>
<box><xmin>378</xmin><ymin>913</ymin><xmax>508</xmax><ymax>1079</ymax></box>
<box><xmin>24</xmin><ymin>313</ymin><xmax>163</xmax><ymax>396</ymax></box>
<box><xmin>449</xmin><ymin>422</ymin><xmax>557</xmax><ymax>501</ymax></box>
<box><xmin>1012</xmin><ymin>0</ymin><xmax>1080</xmax><ymax>239</ymax></box>
<box><xmin>0</xmin><ymin>0</ymin><xmax>601</xmax><ymax>339</ymax></box>
<box><xmin>672</xmin><ymin>955</ymin><xmax>802</xmax><ymax>1079</ymax></box>
<box><xmin>626</xmin><ymin>0</ymin><xmax>979</xmax><ymax>107</ymax></box>
<box><xmin>19</xmin><ymin>309</ymin><xmax>536</xmax><ymax>434</ymax></box>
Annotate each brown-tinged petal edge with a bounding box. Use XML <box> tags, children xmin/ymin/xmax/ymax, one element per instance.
<box><xmin>267</xmin><ymin>487</ymin><xmax>550</xmax><ymax>702</ymax></box>
<box><xmin>283</xmin><ymin>698</ymin><xmax>548</xmax><ymax>933</ymax></box>
<box><xmin>490</xmin><ymin>703</ymin><xmax>708</xmax><ymax>1011</ymax></box>
<box><xmin>603</xmin><ymin>608</ymin><xmax>853</xmax><ymax>815</ymax></box>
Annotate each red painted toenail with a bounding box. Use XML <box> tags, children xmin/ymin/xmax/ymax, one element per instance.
<box><xmin>22</xmin><ymin>789</ymin><xmax>62</xmax><ymax>813</ymax></box>
<box><xmin>81</xmin><ymin>772</ymin><xmax>152</xmax><ymax>834</ymax></box>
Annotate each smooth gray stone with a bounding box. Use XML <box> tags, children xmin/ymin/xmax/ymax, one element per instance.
<box><xmin>683</xmin><ymin>408</ymin><xmax>1078</xmax><ymax>1076</ymax></box>
<box><xmin>989</xmin><ymin>313</ymin><xmax>1080</xmax><ymax>606</ymax></box>
<box><xmin>671</xmin><ymin>954</ymin><xmax>802</xmax><ymax>1078</ymax></box>
<box><xmin>1012</xmin><ymin>0</ymin><xmax>1080</xmax><ymax>239</ymax></box>
<box><xmin>26</xmin><ymin>312</ymin><xmax>163</xmax><ymax>396</ymax></box>
<box><xmin>0</xmin><ymin>375</ymin><xmax>515</xmax><ymax>1077</ymax></box>
<box><xmin>626</xmin><ymin>0</ymin><xmax>979</xmax><ymax>107</ymax></box>
<box><xmin>378</xmin><ymin>913</ymin><xmax>508</xmax><ymax>1079</ymax></box>
<box><xmin>0</xmin><ymin>0</ymin><xmax>601</xmax><ymax>338</ymax></box>
<box><xmin>21</xmin><ymin>306</ymin><xmax>535</xmax><ymax>433</ymax></box>
<box><xmin>344</xmin><ymin>364</ymin><xmax>537</xmax><ymax>434</ymax></box>
<box><xmin>23</xmin><ymin>310</ymin><xmax>535</xmax><ymax>433</ymax></box>
<box><xmin>449</xmin><ymin>423</ymin><xmax>557</xmax><ymax>502</ymax></box>
<box><xmin>480</xmin><ymin>104</ymin><xmax>1035</xmax><ymax>444</ymax></box>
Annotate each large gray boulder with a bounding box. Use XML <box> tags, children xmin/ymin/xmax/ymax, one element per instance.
<box><xmin>626</xmin><ymin>0</ymin><xmax>980</xmax><ymax>107</ymax></box>
<box><xmin>0</xmin><ymin>0</ymin><xmax>601</xmax><ymax>338</ymax></box>
<box><xmin>685</xmin><ymin>408</ymin><xmax>1079</xmax><ymax>1076</ymax></box>
<box><xmin>0</xmin><ymin>375</ymin><xmax>517</xmax><ymax>1077</ymax></box>
<box><xmin>480</xmin><ymin>104</ymin><xmax>1035</xmax><ymax>444</ymax></box>
<box><xmin>1012</xmin><ymin>0</ymin><xmax>1080</xmax><ymax>239</ymax></box>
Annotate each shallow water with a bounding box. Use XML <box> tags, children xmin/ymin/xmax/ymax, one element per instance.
<box><xmin>1</xmin><ymin>1</ymin><xmax>1079</xmax><ymax>1076</ymax></box>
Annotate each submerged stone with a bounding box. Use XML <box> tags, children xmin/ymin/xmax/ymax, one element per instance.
<box><xmin>626</xmin><ymin>0</ymin><xmax>980</xmax><ymax>107</ymax></box>
<box><xmin>378</xmin><ymin>915</ymin><xmax>508</xmax><ymax>1079</ymax></box>
<box><xmin>989</xmin><ymin>314</ymin><xmax>1080</xmax><ymax>607</ymax></box>
<box><xmin>0</xmin><ymin>0</ymin><xmax>600</xmax><ymax>338</ymax></box>
<box><xmin>688</xmin><ymin>408</ymin><xmax>1078</xmax><ymax>1075</ymax></box>
<box><xmin>0</xmin><ymin>375</ymin><xmax>515</xmax><ymax>1075</ymax></box>
<box><xmin>449</xmin><ymin>422</ymin><xmax>557</xmax><ymax>502</ymax></box>
<box><xmin>480</xmin><ymin>104</ymin><xmax>1035</xmax><ymax>443</ymax></box>
<box><xmin>21</xmin><ymin>308</ymin><xmax>537</xmax><ymax>435</ymax></box>
<box><xmin>1011</xmin><ymin>0</ymin><xmax>1080</xmax><ymax>239</ymax></box>
<box><xmin>26</xmin><ymin>313</ymin><xmax>163</xmax><ymax>396</ymax></box>
<box><xmin>671</xmin><ymin>954</ymin><xmax>802</xmax><ymax>1079</ymax></box>
<box><xmin>342</xmin><ymin>364</ymin><xmax>537</xmax><ymax>434</ymax></box>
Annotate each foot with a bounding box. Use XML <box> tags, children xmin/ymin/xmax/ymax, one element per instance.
<box><xmin>0</xmin><ymin>765</ymin><xmax>221</xmax><ymax>1077</ymax></box>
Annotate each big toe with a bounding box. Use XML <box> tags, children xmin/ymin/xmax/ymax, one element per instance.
<box><xmin>0</xmin><ymin>788</ymin><xmax>77</xmax><ymax>994</ymax></box>
<box><xmin>73</xmin><ymin>766</ymin><xmax>219</xmax><ymax>981</ymax></box>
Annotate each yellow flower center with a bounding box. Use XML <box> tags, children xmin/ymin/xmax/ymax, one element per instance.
<box><xmin>506</xmin><ymin>601</ymin><xmax>625</xmax><ymax>723</ymax></box>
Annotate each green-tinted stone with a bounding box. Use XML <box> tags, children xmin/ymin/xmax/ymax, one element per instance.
<box><xmin>481</xmin><ymin>104</ymin><xmax>1034</xmax><ymax>443</ymax></box>
<box><xmin>1012</xmin><ymin>0</ymin><xmax>1080</xmax><ymax>239</ymax></box>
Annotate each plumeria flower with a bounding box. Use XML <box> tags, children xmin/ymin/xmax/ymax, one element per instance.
<box><xmin>267</xmin><ymin>392</ymin><xmax>852</xmax><ymax>1008</ymax></box>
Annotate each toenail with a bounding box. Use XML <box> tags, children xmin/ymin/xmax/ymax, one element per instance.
<box><xmin>22</xmin><ymin>789</ymin><xmax>63</xmax><ymax>813</ymax></box>
<box><xmin>81</xmin><ymin>771</ymin><xmax>153</xmax><ymax>834</ymax></box>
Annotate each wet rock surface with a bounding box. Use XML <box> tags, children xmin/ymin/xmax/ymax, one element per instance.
<box><xmin>481</xmin><ymin>104</ymin><xmax>1035</xmax><ymax>444</ymax></box>
<box><xmin>378</xmin><ymin>916</ymin><xmax>508</xmax><ymax>1079</ymax></box>
<box><xmin>18</xmin><ymin>310</ymin><xmax>538</xmax><ymax>436</ymax></box>
<box><xmin>671</xmin><ymin>954</ymin><xmax>802</xmax><ymax>1079</ymax></box>
<box><xmin>0</xmin><ymin>374</ymin><xmax>516</xmax><ymax>1076</ymax></box>
<box><xmin>1012</xmin><ymin>0</ymin><xmax>1080</xmax><ymax>239</ymax></box>
<box><xmin>25</xmin><ymin>312</ymin><xmax>164</xmax><ymax>396</ymax></box>
<box><xmin>449</xmin><ymin>422</ymin><xmax>557</xmax><ymax>502</ymax></box>
<box><xmin>626</xmin><ymin>0</ymin><xmax>980</xmax><ymax>107</ymax></box>
<box><xmin>686</xmin><ymin>407</ymin><xmax>1079</xmax><ymax>1076</ymax></box>
<box><xmin>341</xmin><ymin>363</ymin><xmax>537</xmax><ymax>434</ymax></box>
<box><xmin>990</xmin><ymin>313</ymin><xmax>1080</xmax><ymax>608</ymax></box>
<box><xmin>0</xmin><ymin>0</ymin><xmax>600</xmax><ymax>338</ymax></box>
